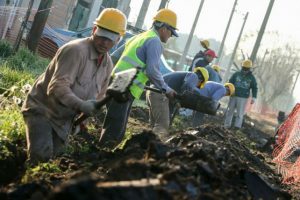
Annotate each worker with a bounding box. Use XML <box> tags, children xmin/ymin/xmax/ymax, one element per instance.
<box><xmin>212</xmin><ymin>64</ymin><xmax>222</xmax><ymax>83</ymax></box>
<box><xmin>224</xmin><ymin>59</ymin><xmax>258</xmax><ymax>129</ymax></box>
<box><xmin>146</xmin><ymin>67</ymin><xmax>209</xmax><ymax>138</ymax></box>
<box><xmin>99</xmin><ymin>8</ymin><xmax>178</xmax><ymax>148</ymax></box>
<box><xmin>192</xmin><ymin>81</ymin><xmax>235</xmax><ymax>126</ymax></box>
<box><xmin>21</xmin><ymin>8</ymin><xmax>127</xmax><ymax>164</ymax></box>
<box><xmin>189</xmin><ymin>45</ymin><xmax>218</xmax><ymax>82</ymax></box>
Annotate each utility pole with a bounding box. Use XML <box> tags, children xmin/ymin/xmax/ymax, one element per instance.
<box><xmin>117</xmin><ymin>0</ymin><xmax>131</xmax><ymax>17</ymax></box>
<box><xmin>250</xmin><ymin>0</ymin><xmax>275</xmax><ymax>63</ymax></box>
<box><xmin>292</xmin><ymin>70</ymin><xmax>300</xmax><ymax>94</ymax></box>
<box><xmin>178</xmin><ymin>0</ymin><xmax>205</xmax><ymax>70</ymax></box>
<box><xmin>13</xmin><ymin>0</ymin><xmax>34</xmax><ymax>52</ymax></box>
<box><xmin>223</xmin><ymin>12</ymin><xmax>248</xmax><ymax>83</ymax></box>
<box><xmin>99</xmin><ymin>0</ymin><xmax>118</xmax><ymax>13</ymax></box>
<box><xmin>135</xmin><ymin>0</ymin><xmax>150</xmax><ymax>29</ymax></box>
<box><xmin>158</xmin><ymin>0</ymin><xmax>169</xmax><ymax>10</ymax></box>
<box><xmin>27</xmin><ymin>0</ymin><xmax>53</xmax><ymax>52</ymax></box>
<box><xmin>215</xmin><ymin>0</ymin><xmax>238</xmax><ymax>64</ymax></box>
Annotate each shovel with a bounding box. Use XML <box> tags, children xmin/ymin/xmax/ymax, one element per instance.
<box><xmin>144</xmin><ymin>86</ymin><xmax>220</xmax><ymax>115</ymax></box>
<box><xmin>74</xmin><ymin>68</ymin><xmax>138</xmax><ymax>126</ymax></box>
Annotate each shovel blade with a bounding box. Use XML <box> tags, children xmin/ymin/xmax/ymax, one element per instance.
<box><xmin>107</xmin><ymin>68</ymin><xmax>138</xmax><ymax>102</ymax></box>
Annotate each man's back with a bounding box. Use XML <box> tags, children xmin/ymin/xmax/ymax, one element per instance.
<box><xmin>198</xmin><ymin>81</ymin><xmax>226</xmax><ymax>101</ymax></box>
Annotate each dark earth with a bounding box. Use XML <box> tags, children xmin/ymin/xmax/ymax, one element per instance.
<box><xmin>0</xmin><ymin>106</ymin><xmax>299</xmax><ymax>200</ymax></box>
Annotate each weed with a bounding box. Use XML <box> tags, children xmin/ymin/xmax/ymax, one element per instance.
<box><xmin>6</xmin><ymin>47</ymin><xmax>49</xmax><ymax>75</ymax></box>
<box><xmin>115</xmin><ymin>130</ymin><xmax>133</xmax><ymax>150</ymax></box>
<box><xmin>22</xmin><ymin>161</ymin><xmax>62</xmax><ymax>183</ymax></box>
<box><xmin>0</xmin><ymin>104</ymin><xmax>25</xmax><ymax>141</ymax></box>
<box><xmin>0</xmin><ymin>65</ymin><xmax>34</xmax><ymax>96</ymax></box>
<box><xmin>0</xmin><ymin>40</ymin><xmax>13</xmax><ymax>58</ymax></box>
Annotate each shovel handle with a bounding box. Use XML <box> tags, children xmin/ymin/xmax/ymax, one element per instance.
<box><xmin>144</xmin><ymin>86</ymin><xmax>164</xmax><ymax>94</ymax></box>
<box><xmin>74</xmin><ymin>95</ymin><xmax>112</xmax><ymax>126</ymax></box>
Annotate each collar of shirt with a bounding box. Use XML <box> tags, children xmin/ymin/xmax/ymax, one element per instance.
<box><xmin>88</xmin><ymin>37</ymin><xmax>99</xmax><ymax>60</ymax></box>
<box><xmin>151</xmin><ymin>28</ymin><xmax>162</xmax><ymax>45</ymax></box>
<box><xmin>88</xmin><ymin>37</ymin><xmax>106</xmax><ymax>67</ymax></box>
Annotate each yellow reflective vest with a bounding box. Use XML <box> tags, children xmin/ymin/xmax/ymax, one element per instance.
<box><xmin>113</xmin><ymin>30</ymin><xmax>157</xmax><ymax>99</ymax></box>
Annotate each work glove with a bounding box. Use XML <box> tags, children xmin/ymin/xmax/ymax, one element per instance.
<box><xmin>79</xmin><ymin>100</ymin><xmax>97</xmax><ymax>115</ymax></box>
<box><xmin>250</xmin><ymin>98</ymin><xmax>256</xmax><ymax>104</ymax></box>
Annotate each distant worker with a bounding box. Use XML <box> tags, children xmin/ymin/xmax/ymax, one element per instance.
<box><xmin>212</xmin><ymin>64</ymin><xmax>222</xmax><ymax>83</ymax></box>
<box><xmin>192</xmin><ymin>81</ymin><xmax>235</xmax><ymax>126</ymax></box>
<box><xmin>21</xmin><ymin>8</ymin><xmax>127</xmax><ymax>164</ymax></box>
<box><xmin>224</xmin><ymin>59</ymin><xmax>258</xmax><ymax>129</ymax></box>
<box><xmin>146</xmin><ymin>67</ymin><xmax>209</xmax><ymax>137</ymax></box>
<box><xmin>189</xmin><ymin>40</ymin><xmax>216</xmax><ymax>72</ymax></box>
<box><xmin>99</xmin><ymin>8</ymin><xmax>179</xmax><ymax>148</ymax></box>
<box><xmin>189</xmin><ymin>41</ymin><xmax>218</xmax><ymax>82</ymax></box>
<box><xmin>190</xmin><ymin>39</ymin><xmax>210</xmax><ymax>59</ymax></box>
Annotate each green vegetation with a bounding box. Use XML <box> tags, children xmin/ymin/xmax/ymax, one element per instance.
<box><xmin>22</xmin><ymin>162</ymin><xmax>62</xmax><ymax>183</ymax></box>
<box><xmin>0</xmin><ymin>41</ymin><xmax>49</xmax><ymax>159</ymax></box>
<box><xmin>6</xmin><ymin>47</ymin><xmax>49</xmax><ymax>75</ymax></box>
<box><xmin>0</xmin><ymin>40</ymin><xmax>13</xmax><ymax>58</ymax></box>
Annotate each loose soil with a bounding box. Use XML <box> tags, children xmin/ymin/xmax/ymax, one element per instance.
<box><xmin>0</xmin><ymin>106</ymin><xmax>298</xmax><ymax>199</ymax></box>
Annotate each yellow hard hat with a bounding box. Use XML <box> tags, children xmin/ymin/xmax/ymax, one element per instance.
<box><xmin>153</xmin><ymin>8</ymin><xmax>177</xmax><ymax>29</ymax></box>
<box><xmin>212</xmin><ymin>64</ymin><xmax>221</xmax><ymax>73</ymax></box>
<box><xmin>200</xmin><ymin>40</ymin><xmax>210</xmax><ymax>49</ymax></box>
<box><xmin>224</xmin><ymin>83</ymin><xmax>235</xmax><ymax>96</ymax></box>
<box><xmin>193</xmin><ymin>67</ymin><xmax>209</xmax><ymax>88</ymax></box>
<box><xmin>241</xmin><ymin>59</ymin><xmax>252</xmax><ymax>68</ymax></box>
<box><xmin>94</xmin><ymin>8</ymin><xmax>127</xmax><ymax>36</ymax></box>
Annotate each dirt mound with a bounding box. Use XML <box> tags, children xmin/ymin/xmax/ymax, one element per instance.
<box><xmin>0</xmin><ymin>139</ymin><xmax>26</xmax><ymax>186</ymax></box>
<box><xmin>1</xmin><ymin>105</ymin><xmax>295</xmax><ymax>199</ymax></box>
<box><xmin>2</xmin><ymin>126</ymin><xmax>292</xmax><ymax>199</ymax></box>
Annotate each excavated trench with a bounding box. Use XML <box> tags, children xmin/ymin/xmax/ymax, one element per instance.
<box><xmin>0</xmin><ymin>107</ymin><xmax>295</xmax><ymax>199</ymax></box>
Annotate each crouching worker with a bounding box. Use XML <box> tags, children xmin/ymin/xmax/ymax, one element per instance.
<box><xmin>146</xmin><ymin>67</ymin><xmax>209</xmax><ymax>138</ymax></box>
<box><xmin>21</xmin><ymin>8</ymin><xmax>127</xmax><ymax>164</ymax></box>
<box><xmin>192</xmin><ymin>82</ymin><xmax>235</xmax><ymax>127</ymax></box>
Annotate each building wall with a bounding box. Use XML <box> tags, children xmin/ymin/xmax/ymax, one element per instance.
<box><xmin>19</xmin><ymin>0</ymin><xmax>79</xmax><ymax>29</ymax></box>
<box><xmin>48</xmin><ymin>0</ymin><xmax>77</xmax><ymax>29</ymax></box>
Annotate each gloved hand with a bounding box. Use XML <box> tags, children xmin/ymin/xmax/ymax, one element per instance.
<box><xmin>79</xmin><ymin>100</ymin><xmax>97</xmax><ymax>115</ymax></box>
<box><xmin>165</xmin><ymin>88</ymin><xmax>177</xmax><ymax>100</ymax></box>
<box><xmin>251</xmin><ymin>98</ymin><xmax>256</xmax><ymax>104</ymax></box>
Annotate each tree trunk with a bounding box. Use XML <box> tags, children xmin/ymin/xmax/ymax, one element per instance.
<box><xmin>27</xmin><ymin>0</ymin><xmax>53</xmax><ymax>53</ymax></box>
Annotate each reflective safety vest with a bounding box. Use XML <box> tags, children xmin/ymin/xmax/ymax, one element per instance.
<box><xmin>113</xmin><ymin>30</ymin><xmax>158</xmax><ymax>99</ymax></box>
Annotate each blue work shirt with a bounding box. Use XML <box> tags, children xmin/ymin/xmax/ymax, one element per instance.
<box><xmin>206</xmin><ymin>65</ymin><xmax>221</xmax><ymax>83</ymax></box>
<box><xmin>163</xmin><ymin>71</ymin><xmax>200</xmax><ymax>94</ymax></box>
<box><xmin>216</xmin><ymin>73</ymin><xmax>222</xmax><ymax>83</ymax></box>
<box><xmin>189</xmin><ymin>56</ymin><xmax>210</xmax><ymax>72</ymax></box>
<box><xmin>197</xmin><ymin>81</ymin><xmax>227</xmax><ymax>101</ymax></box>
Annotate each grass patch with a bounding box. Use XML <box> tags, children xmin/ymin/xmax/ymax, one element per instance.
<box><xmin>0</xmin><ymin>105</ymin><xmax>25</xmax><ymax>141</ymax></box>
<box><xmin>6</xmin><ymin>47</ymin><xmax>49</xmax><ymax>75</ymax></box>
<box><xmin>22</xmin><ymin>162</ymin><xmax>62</xmax><ymax>183</ymax></box>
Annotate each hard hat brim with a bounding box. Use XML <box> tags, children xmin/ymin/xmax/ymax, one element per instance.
<box><xmin>170</xmin><ymin>28</ymin><xmax>178</xmax><ymax>37</ymax></box>
<box><xmin>95</xmin><ymin>27</ymin><xmax>120</xmax><ymax>41</ymax></box>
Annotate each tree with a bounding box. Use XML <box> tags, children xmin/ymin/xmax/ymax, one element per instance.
<box><xmin>239</xmin><ymin>31</ymin><xmax>300</xmax><ymax>111</ymax></box>
<box><xmin>27</xmin><ymin>0</ymin><xmax>53</xmax><ymax>52</ymax></box>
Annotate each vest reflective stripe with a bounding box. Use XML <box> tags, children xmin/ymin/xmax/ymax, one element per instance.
<box><xmin>114</xmin><ymin>30</ymin><xmax>157</xmax><ymax>99</ymax></box>
<box><xmin>133</xmin><ymin>78</ymin><xmax>145</xmax><ymax>88</ymax></box>
<box><xmin>122</xmin><ymin>56</ymin><xmax>141</xmax><ymax>68</ymax></box>
<box><xmin>114</xmin><ymin>56</ymin><xmax>145</xmax><ymax>73</ymax></box>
